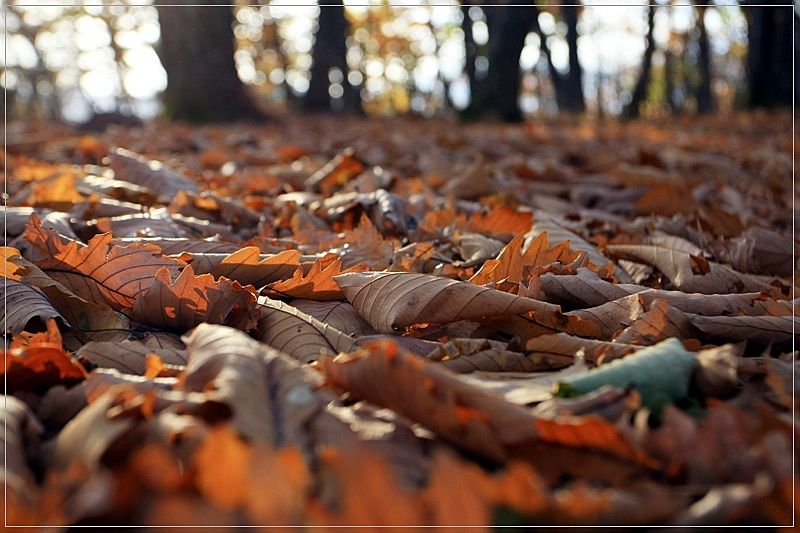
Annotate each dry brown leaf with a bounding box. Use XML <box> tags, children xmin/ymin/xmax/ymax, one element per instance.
<box><xmin>127</xmin><ymin>265</ymin><xmax>259</xmax><ymax>332</ymax></box>
<box><xmin>524</xmin><ymin>333</ymin><xmax>642</xmax><ymax>366</ymax></box>
<box><xmin>48</xmin><ymin>389</ymin><xmax>137</xmax><ymax>471</ymax></box>
<box><xmin>529</xmin><ymin>215</ymin><xmax>626</xmax><ymax>280</ymax></box>
<box><xmin>255</xmin><ymin>297</ymin><xmax>356</xmax><ymax>363</ymax></box>
<box><xmin>1</xmin><ymin>278</ymin><xmax>68</xmax><ymax>335</ymax></box>
<box><xmin>265</xmin><ymin>254</ymin><xmax>368</xmax><ymax>300</ymax></box>
<box><xmin>181</xmin><ymin>324</ymin><xmax>275</xmax><ymax>444</ymax></box>
<box><xmin>611</xmin><ymin>298</ymin><xmax>695</xmax><ymax>345</ymax></box>
<box><xmin>428</xmin><ymin>338</ymin><xmax>556</xmax><ymax>374</ymax></box>
<box><xmin>3</xmin><ymin>395</ymin><xmax>43</xmax><ymax>525</ymax></box>
<box><xmin>463</xmin><ymin>205</ymin><xmax>533</xmax><ymax>239</ymax></box>
<box><xmin>12</xmin><ymin>256</ymin><xmax>131</xmax><ymax>339</ymax></box>
<box><xmin>329</xmin><ymin>213</ymin><xmax>396</xmax><ymax>269</ymax></box>
<box><xmin>2</xmin><ymin>246</ymin><xmax>26</xmax><ymax>280</ymax></box>
<box><xmin>539</xmin><ymin>267</ymin><xmax>645</xmax><ymax>308</ymax></box>
<box><xmin>24</xmin><ymin>213</ymin><xmax>187</xmax><ymax>310</ymax></box>
<box><xmin>689</xmin><ymin>314</ymin><xmax>797</xmax><ymax>349</ymax></box>
<box><xmin>308</xmin><ymin>444</ymin><xmax>425</xmax><ymax>527</ymax></box>
<box><xmin>320</xmin><ymin>338</ymin><xmax>539</xmax><ymax>462</ymax></box>
<box><xmin>290</xmin><ymin>299</ymin><xmax>376</xmax><ymax>336</ymax></box>
<box><xmin>606</xmin><ymin>244</ymin><xmax>778</xmax><ymax>294</ymax></box>
<box><xmin>76</xmin><ymin>340</ymin><xmax>186</xmax><ymax>375</ymax></box>
<box><xmin>108</xmin><ymin>147</ymin><xmax>199</xmax><ymax>199</ymax></box>
<box><xmin>187</xmin><ymin>247</ymin><xmax>300</xmax><ymax>287</ymax></box>
<box><xmin>335</xmin><ymin>270</ymin><xmax>566</xmax><ymax>334</ymax></box>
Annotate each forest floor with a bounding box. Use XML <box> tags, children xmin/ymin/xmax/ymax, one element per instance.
<box><xmin>2</xmin><ymin>110</ymin><xmax>797</xmax><ymax>528</ymax></box>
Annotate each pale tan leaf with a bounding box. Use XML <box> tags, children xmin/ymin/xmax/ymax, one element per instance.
<box><xmin>114</xmin><ymin>237</ymin><xmax>242</xmax><ymax>255</ymax></box>
<box><xmin>255</xmin><ymin>297</ymin><xmax>356</xmax><ymax>363</ymax></box>
<box><xmin>76</xmin><ymin>340</ymin><xmax>187</xmax><ymax>375</ymax></box>
<box><xmin>427</xmin><ymin>338</ymin><xmax>557</xmax><ymax>373</ymax></box>
<box><xmin>451</xmin><ymin>231</ymin><xmax>506</xmax><ymax>268</ymax></box>
<box><xmin>524</xmin><ymin>333</ymin><xmax>643</xmax><ymax>366</ymax></box>
<box><xmin>181</xmin><ymin>324</ymin><xmax>276</xmax><ymax>444</ymax></box>
<box><xmin>187</xmin><ymin>247</ymin><xmax>301</xmax><ymax>287</ymax></box>
<box><xmin>530</xmin><ymin>214</ymin><xmax>632</xmax><ymax>282</ymax></box>
<box><xmin>688</xmin><ymin>314</ymin><xmax>797</xmax><ymax>348</ymax></box>
<box><xmin>290</xmin><ymin>299</ymin><xmax>376</xmax><ymax>336</ymax></box>
<box><xmin>1</xmin><ymin>279</ymin><xmax>68</xmax><ymax>334</ymax></box>
<box><xmin>334</xmin><ymin>271</ymin><xmax>565</xmax><ymax>334</ymax></box>
<box><xmin>108</xmin><ymin>147</ymin><xmax>198</xmax><ymax>199</ymax></box>
<box><xmin>606</xmin><ymin>244</ymin><xmax>776</xmax><ymax>294</ymax></box>
<box><xmin>539</xmin><ymin>267</ymin><xmax>645</xmax><ymax>308</ymax></box>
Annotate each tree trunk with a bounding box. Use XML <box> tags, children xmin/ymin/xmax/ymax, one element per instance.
<box><xmin>305</xmin><ymin>0</ymin><xmax>360</xmax><ymax>113</ymax></box>
<box><xmin>154</xmin><ymin>0</ymin><xmax>264</xmax><ymax>122</ymax></box>
<box><xmin>560</xmin><ymin>5</ymin><xmax>585</xmax><ymax>112</ymax></box>
<box><xmin>623</xmin><ymin>5</ymin><xmax>655</xmax><ymax>118</ymax></box>
<box><xmin>464</xmin><ymin>4</ymin><xmax>536</xmax><ymax>122</ymax></box>
<box><xmin>695</xmin><ymin>5</ymin><xmax>713</xmax><ymax>113</ymax></box>
<box><xmin>744</xmin><ymin>4</ymin><xmax>794</xmax><ymax>108</ymax></box>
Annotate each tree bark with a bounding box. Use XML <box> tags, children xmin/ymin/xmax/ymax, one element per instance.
<box><xmin>463</xmin><ymin>4</ymin><xmax>536</xmax><ymax>122</ymax></box>
<box><xmin>695</xmin><ymin>5</ymin><xmax>713</xmax><ymax>113</ymax></box>
<box><xmin>154</xmin><ymin>0</ymin><xmax>264</xmax><ymax>122</ymax></box>
<box><xmin>623</xmin><ymin>5</ymin><xmax>655</xmax><ymax>118</ymax></box>
<box><xmin>305</xmin><ymin>0</ymin><xmax>360</xmax><ymax>113</ymax></box>
<box><xmin>560</xmin><ymin>5</ymin><xmax>585</xmax><ymax>112</ymax></box>
<box><xmin>743</xmin><ymin>4</ymin><xmax>794</xmax><ymax>108</ymax></box>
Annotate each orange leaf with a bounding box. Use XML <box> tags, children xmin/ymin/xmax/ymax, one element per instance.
<box><xmin>5</xmin><ymin>318</ymin><xmax>87</xmax><ymax>393</ymax></box>
<box><xmin>24</xmin><ymin>213</ymin><xmax>187</xmax><ymax>310</ymax></box>
<box><xmin>464</xmin><ymin>205</ymin><xmax>533</xmax><ymax>238</ymax></box>
<box><xmin>265</xmin><ymin>254</ymin><xmax>368</xmax><ymax>301</ymax></box>
<box><xmin>320</xmin><ymin>339</ymin><xmax>539</xmax><ymax>462</ymax></box>
<box><xmin>127</xmin><ymin>265</ymin><xmax>258</xmax><ymax>332</ymax></box>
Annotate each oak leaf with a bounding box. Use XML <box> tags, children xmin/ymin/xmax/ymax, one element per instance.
<box><xmin>127</xmin><ymin>265</ymin><xmax>258</xmax><ymax>332</ymax></box>
<box><xmin>24</xmin><ymin>213</ymin><xmax>186</xmax><ymax>311</ymax></box>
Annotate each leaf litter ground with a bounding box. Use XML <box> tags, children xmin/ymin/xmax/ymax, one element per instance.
<box><xmin>2</xmin><ymin>111</ymin><xmax>796</xmax><ymax>528</ymax></box>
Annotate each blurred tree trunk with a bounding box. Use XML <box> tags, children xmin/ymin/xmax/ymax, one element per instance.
<box><xmin>306</xmin><ymin>0</ymin><xmax>360</xmax><ymax>113</ymax></box>
<box><xmin>461</xmin><ymin>3</ymin><xmax>478</xmax><ymax>104</ymax></box>
<box><xmin>463</xmin><ymin>3</ymin><xmax>536</xmax><ymax>121</ymax></box>
<box><xmin>695</xmin><ymin>5</ymin><xmax>713</xmax><ymax>113</ymax></box>
<box><xmin>743</xmin><ymin>4</ymin><xmax>794</xmax><ymax>108</ymax></box>
<box><xmin>531</xmin><ymin>6</ymin><xmax>584</xmax><ymax>113</ymax></box>
<box><xmin>154</xmin><ymin>0</ymin><xmax>264</xmax><ymax>122</ymax></box>
<box><xmin>623</xmin><ymin>5</ymin><xmax>655</xmax><ymax>118</ymax></box>
<box><xmin>559</xmin><ymin>5</ymin><xmax>585</xmax><ymax>112</ymax></box>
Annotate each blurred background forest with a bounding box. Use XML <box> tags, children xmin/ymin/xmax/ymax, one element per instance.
<box><xmin>1</xmin><ymin>0</ymin><xmax>795</xmax><ymax>126</ymax></box>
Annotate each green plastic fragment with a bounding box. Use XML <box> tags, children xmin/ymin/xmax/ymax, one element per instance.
<box><xmin>554</xmin><ymin>337</ymin><xmax>698</xmax><ymax>411</ymax></box>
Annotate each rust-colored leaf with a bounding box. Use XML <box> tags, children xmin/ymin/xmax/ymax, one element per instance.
<box><xmin>24</xmin><ymin>213</ymin><xmax>186</xmax><ymax>310</ymax></box>
<box><xmin>265</xmin><ymin>254</ymin><xmax>368</xmax><ymax>301</ymax></box>
<box><xmin>320</xmin><ymin>339</ymin><xmax>539</xmax><ymax>462</ymax></box>
<box><xmin>5</xmin><ymin>319</ymin><xmax>87</xmax><ymax>393</ymax></box>
<box><xmin>187</xmin><ymin>247</ymin><xmax>300</xmax><ymax>288</ymax></box>
<box><xmin>127</xmin><ymin>265</ymin><xmax>258</xmax><ymax>332</ymax></box>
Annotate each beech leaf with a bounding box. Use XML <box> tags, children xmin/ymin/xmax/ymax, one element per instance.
<box><xmin>335</xmin><ymin>271</ymin><xmax>566</xmax><ymax>333</ymax></box>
